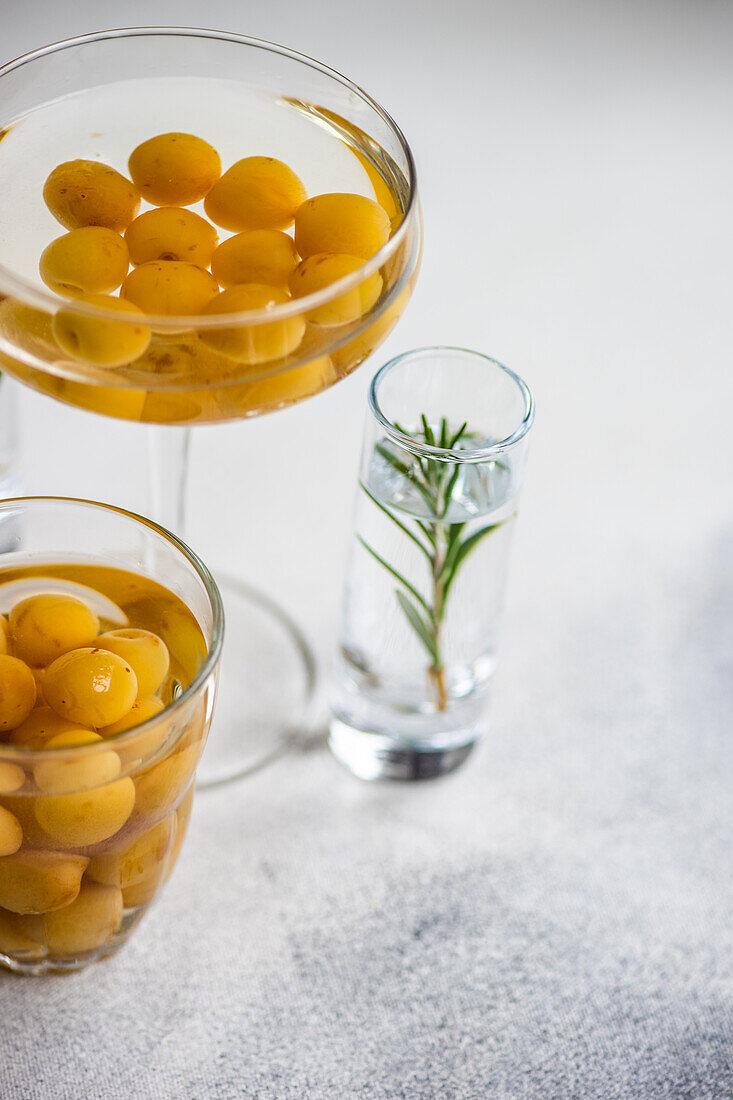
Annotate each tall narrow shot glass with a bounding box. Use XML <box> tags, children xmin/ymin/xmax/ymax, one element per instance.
<box><xmin>330</xmin><ymin>347</ymin><xmax>534</xmax><ymax>780</ymax></box>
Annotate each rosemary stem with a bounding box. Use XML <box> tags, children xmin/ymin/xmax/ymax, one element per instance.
<box><xmin>428</xmin><ymin>517</ymin><xmax>448</xmax><ymax>711</ymax></box>
<box><xmin>360</xmin><ymin>416</ymin><xmax>502</xmax><ymax>717</ymax></box>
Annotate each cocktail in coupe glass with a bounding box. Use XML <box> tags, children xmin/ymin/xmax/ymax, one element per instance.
<box><xmin>0</xmin><ymin>28</ymin><xmax>422</xmax><ymax>785</ymax></box>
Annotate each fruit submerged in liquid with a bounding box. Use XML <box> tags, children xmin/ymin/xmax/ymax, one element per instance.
<box><xmin>39</xmin><ymin>228</ymin><xmax>130</xmax><ymax>297</ymax></box>
<box><xmin>294</xmin><ymin>193</ymin><xmax>390</xmax><ymax>259</ymax></box>
<box><xmin>204</xmin><ymin>156</ymin><xmax>306</xmax><ymax>232</ymax></box>
<box><xmin>0</xmin><ymin>657</ymin><xmax>37</xmax><ymax>732</ymax></box>
<box><xmin>7</xmin><ymin>124</ymin><xmax>405</xmax><ymax>424</ymax></box>
<box><xmin>43</xmin><ymin>160</ymin><xmax>140</xmax><ymax>233</ymax></box>
<box><xmin>53</xmin><ymin>293</ymin><xmax>151</xmax><ymax>367</ymax></box>
<box><xmin>38</xmin><ymin>881</ymin><xmax>124</xmax><ymax>955</ymax></box>
<box><xmin>34</xmin><ymin>775</ymin><xmax>137</xmax><ymax>848</ymax></box>
<box><xmin>0</xmin><ymin>849</ymin><xmax>89</xmax><ymax>915</ymax></box>
<box><xmin>0</xmin><ymin>563</ymin><xmax>210</xmax><ymax>966</ymax></box>
<box><xmin>43</xmin><ymin>648</ymin><xmax>138</xmax><ymax>729</ymax></box>
<box><xmin>10</xmin><ymin>707</ymin><xmax>80</xmax><ymax>749</ymax></box>
<box><xmin>33</xmin><ymin>730</ymin><xmax>121</xmax><ymax>795</ymax></box>
<box><xmin>289</xmin><ymin>253</ymin><xmax>382</xmax><ymax>326</ymax></box>
<box><xmin>0</xmin><ymin>805</ymin><xmax>22</xmax><ymax>857</ymax></box>
<box><xmin>125</xmin><ymin>207</ymin><xmax>218</xmax><ymax>267</ymax></box>
<box><xmin>9</xmin><ymin>594</ymin><xmax>99</xmax><ymax>668</ymax></box>
<box><xmin>128</xmin><ymin>132</ymin><xmax>221</xmax><ymax>207</ymax></box>
<box><xmin>121</xmin><ymin>260</ymin><xmax>219</xmax><ymax>317</ymax></box>
<box><xmin>210</xmin><ymin>229</ymin><xmax>298</xmax><ymax>288</ymax></box>
<box><xmin>200</xmin><ymin>283</ymin><xmax>306</xmax><ymax>364</ymax></box>
<box><xmin>94</xmin><ymin>629</ymin><xmax>170</xmax><ymax>698</ymax></box>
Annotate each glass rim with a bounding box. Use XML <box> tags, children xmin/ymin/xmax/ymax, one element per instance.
<box><xmin>0</xmin><ymin>26</ymin><xmax>419</xmax><ymax>330</ymax></box>
<box><xmin>0</xmin><ymin>494</ymin><xmax>225</xmax><ymax>760</ymax></box>
<box><xmin>368</xmin><ymin>346</ymin><xmax>535</xmax><ymax>463</ymax></box>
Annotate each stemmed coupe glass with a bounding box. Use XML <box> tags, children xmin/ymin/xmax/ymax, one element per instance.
<box><xmin>0</xmin><ymin>28</ymin><xmax>421</xmax><ymax>785</ymax></box>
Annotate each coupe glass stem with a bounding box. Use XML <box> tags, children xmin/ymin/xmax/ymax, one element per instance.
<box><xmin>146</xmin><ymin>425</ymin><xmax>191</xmax><ymax>537</ymax></box>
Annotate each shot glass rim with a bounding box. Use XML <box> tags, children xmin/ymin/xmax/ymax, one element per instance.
<box><xmin>368</xmin><ymin>346</ymin><xmax>535</xmax><ymax>463</ymax></box>
<box><xmin>0</xmin><ymin>495</ymin><xmax>224</xmax><ymax>760</ymax></box>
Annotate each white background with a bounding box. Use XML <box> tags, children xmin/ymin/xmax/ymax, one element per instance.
<box><xmin>1</xmin><ymin>3</ymin><xmax>732</xmax><ymax>1097</ymax></box>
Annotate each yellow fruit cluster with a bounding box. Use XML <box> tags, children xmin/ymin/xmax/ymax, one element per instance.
<box><xmin>0</xmin><ymin>585</ymin><xmax>205</xmax><ymax>967</ymax></box>
<box><xmin>36</xmin><ymin>133</ymin><xmax>392</xmax><ymax>375</ymax></box>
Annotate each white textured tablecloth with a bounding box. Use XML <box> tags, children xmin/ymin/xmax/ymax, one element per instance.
<box><xmin>2</xmin><ymin>1</ymin><xmax>732</xmax><ymax>1096</ymax></box>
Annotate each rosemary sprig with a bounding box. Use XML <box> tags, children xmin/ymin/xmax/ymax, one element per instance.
<box><xmin>359</xmin><ymin>417</ymin><xmax>509</xmax><ymax>710</ymax></box>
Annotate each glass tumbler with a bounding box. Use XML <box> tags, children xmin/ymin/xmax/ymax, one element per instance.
<box><xmin>330</xmin><ymin>347</ymin><xmax>534</xmax><ymax>780</ymax></box>
<box><xmin>0</xmin><ymin>498</ymin><xmax>223</xmax><ymax>973</ymax></box>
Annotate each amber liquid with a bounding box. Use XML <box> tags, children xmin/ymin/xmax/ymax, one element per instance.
<box><xmin>0</xmin><ymin>79</ymin><xmax>418</xmax><ymax>425</ymax></box>
<box><xmin>0</xmin><ymin>562</ymin><xmax>211</xmax><ymax>970</ymax></box>
<box><xmin>0</xmin><ymin>562</ymin><xmax>206</xmax><ymax>697</ymax></box>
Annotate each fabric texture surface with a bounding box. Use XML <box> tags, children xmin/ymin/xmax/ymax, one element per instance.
<box><xmin>1</xmin><ymin>529</ymin><xmax>731</xmax><ymax>1099</ymax></box>
<box><xmin>1</xmin><ymin>0</ymin><xmax>732</xmax><ymax>1095</ymax></box>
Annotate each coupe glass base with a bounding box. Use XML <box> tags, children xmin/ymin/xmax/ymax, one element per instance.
<box><xmin>196</xmin><ymin>575</ymin><xmax>317</xmax><ymax>787</ymax></box>
<box><xmin>328</xmin><ymin>719</ymin><xmax>478</xmax><ymax>781</ymax></box>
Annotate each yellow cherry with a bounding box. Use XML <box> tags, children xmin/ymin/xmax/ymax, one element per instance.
<box><xmin>200</xmin><ymin>283</ymin><xmax>305</xmax><ymax>364</ymax></box>
<box><xmin>204</xmin><ymin>157</ymin><xmax>306</xmax><ymax>232</ymax></box>
<box><xmin>210</xmin><ymin>230</ymin><xmax>298</xmax><ymax>288</ymax></box>
<box><xmin>53</xmin><ymin>293</ymin><xmax>151</xmax><ymax>368</ymax></box>
<box><xmin>125</xmin><ymin>207</ymin><xmax>218</xmax><ymax>267</ymax></box>
<box><xmin>43</xmin><ymin>160</ymin><xmax>140</xmax><ymax>232</ymax></box>
<box><xmin>9</xmin><ymin>593</ymin><xmax>99</xmax><ymax>668</ymax></box>
<box><xmin>288</xmin><ymin>253</ymin><xmax>382</xmax><ymax>326</ymax></box>
<box><xmin>121</xmin><ymin>261</ymin><xmax>219</xmax><ymax>316</ymax></box>
<box><xmin>128</xmin><ymin>133</ymin><xmax>221</xmax><ymax>206</ymax></box>
<box><xmin>0</xmin><ymin>656</ymin><xmax>36</xmax><ymax>732</ymax></box>
<box><xmin>294</xmin><ymin>193</ymin><xmax>390</xmax><ymax>259</ymax></box>
<box><xmin>44</xmin><ymin>647</ymin><xmax>138</xmax><ymax>729</ymax></box>
<box><xmin>40</xmin><ymin>227</ymin><xmax>129</xmax><ymax>296</ymax></box>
